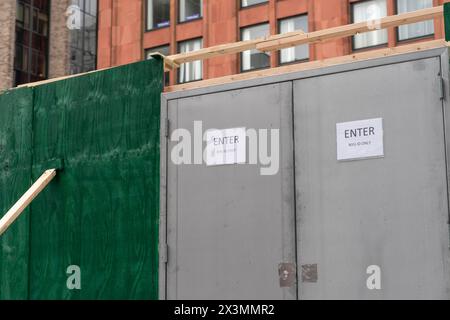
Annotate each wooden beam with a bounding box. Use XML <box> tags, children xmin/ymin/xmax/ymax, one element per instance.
<box><xmin>17</xmin><ymin>67</ymin><xmax>114</xmax><ymax>88</ymax></box>
<box><xmin>148</xmin><ymin>52</ymin><xmax>180</xmax><ymax>71</ymax></box>
<box><xmin>167</xmin><ymin>39</ymin><xmax>262</xmax><ymax>65</ymax></box>
<box><xmin>165</xmin><ymin>6</ymin><xmax>443</xmax><ymax>66</ymax></box>
<box><xmin>165</xmin><ymin>39</ymin><xmax>447</xmax><ymax>93</ymax></box>
<box><xmin>257</xmin><ymin>5</ymin><xmax>443</xmax><ymax>52</ymax></box>
<box><xmin>0</xmin><ymin>169</ymin><xmax>57</xmax><ymax>237</ymax></box>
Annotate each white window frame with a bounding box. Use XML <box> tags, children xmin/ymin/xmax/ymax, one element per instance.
<box><xmin>279</xmin><ymin>14</ymin><xmax>309</xmax><ymax>65</ymax></box>
<box><xmin>351</xmin><ymin>0</ymin><xmax>388</xmax><ymax>50</ymax></box>
<box><xmin>396</xmin><ymin>0</ymin><xmax>434</xmax><ymax>41</ymax></box>
<box><xmin>240</xmin><ymin>23</ymin><xmax>270</xmax><ymax>72</ymax></box>
<box><xmin>178</xmin><ymin>38</ymin><xmax>203</xmax><ymax>84</ymax></box>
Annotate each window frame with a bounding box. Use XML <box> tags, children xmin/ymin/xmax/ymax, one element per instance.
<box><xmin>239</xmin><ymin>22</ymin><xmax>271</xmax><ymax>73</ymax></box>
<box><xmin>68</xmin><ymin>0</ymin><xmax>99</xmax><ymax>75</ymax></box>
<box><xmin>350</xmin><ymin>0</ymin><xmax>389</xmax><ymax>51</ymax></box>
<box><xmin>178</xmin><ymin>0</ymin><xmax>203</xmax><ymax>24</ymax></box>
<box><xmin>240</xmin><ymin>0</ymin><xmax>269</xmax><ymax>10</ymax></box>
<box><xmin>277</xmin><ymin>14</ymin><xmax>310</xmax><ymax>66</ymax></box>
<box><xmin>14</xmin><ymin>0</ymin><xmax>50</xmax><ymax>86</ymax></box>
<box><xmin>177</xmin><ymin>37</ymin><xmax>203</xmax><ymax>84</ymax></box>
<box><xmin>395</xmin><ymin>0</ymin><xmax>435</xmax><ymax>43</ymax></box>
<box><xmin>145</xmin><ymin>0</ymin><xmax>171</xmax><ymax>32</ymax></box>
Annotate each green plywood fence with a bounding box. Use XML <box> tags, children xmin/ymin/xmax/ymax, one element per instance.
<box><xmin>0</xmin><ymin>58</ymin><xmax>163</xmax><ymax>300</ymax></box>
<box><xmin>445</xmin><ymin>2</ymin><xmax>450</xmax><ymax>42</ymax></box>
<box><xmin>0</xmin><ymin>88</ymin><xmax>33</xmax><ymax>300</ymax></box>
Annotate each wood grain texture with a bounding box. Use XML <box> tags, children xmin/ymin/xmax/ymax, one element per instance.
<box><xmin>0</xmin><ymin>170</ymin><xmax>56</xmax><ymax>237</ymax></box>
<box><xmin>0</xmin><ymin>88</ymin><xmax>33</xmax><ymax>300</ymax></box>
<box><xmin>28</xmin><ymin>58</ymin><xmax>162</xmax><ymax>300</ymax></box>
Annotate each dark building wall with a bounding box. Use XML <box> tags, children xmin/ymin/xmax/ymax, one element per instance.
<box><xmin>0</xmin><ymin>0</ymin><xmax>98</xmax><ymax>90</ymax></box>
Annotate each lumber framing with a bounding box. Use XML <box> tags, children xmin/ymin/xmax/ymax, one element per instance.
<box><xmin>165</xmin><ymin>6</ymin><xmax>443</xmax><ymax>66</ymax></box>
<box><xmin>165</xmin><ymin>39</ymin><xmax>448</xmax><ymax>92</ymax></box>
<box><xmin>11</xmin><ymin>6</ymin><xmax>446</xmax><ymax>90</ymax></box>
<box><xmin>256</xmin><ymin>5</ymin><xmax>443</xmax><ymax>52</ymax></box>
<box><xmin>0</xmin><ymin>169</ymin><xmax>57</xmax><ymax>237</ymax></box>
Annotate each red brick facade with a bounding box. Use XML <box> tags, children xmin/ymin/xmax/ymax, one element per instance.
<box><xmin>97</xmin><ymin>0</ymin><xmax>450</xmax><ymax>86</ymax></box>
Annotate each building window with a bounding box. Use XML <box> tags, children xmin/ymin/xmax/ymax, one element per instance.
<box><xmin>146</xmin><ymin>45</ymin><xmax>170</xmax><ymax>86</ymax></box>
<box><xmin>14</xmin><ymin>0</ymin><xmax>50</xmax><ymax>86</ymax></box>
<box><xmin>351</xmin><ymin>0</ymin><xmax>388</xmax><ymax>50</ymax></box>
<box><xmin>178</xmin><ymin>38</ymin><xmax>202</xmax><ymax>83</ymax></box>
<box><xmin>69</xmin><ymin>0</ymin><xmax>98</xmax><ymax>75</ymax></box>
<box><xmin>241</xmin><ymin>0</ymin><xmax>268</xmax><ymax>8</ymax></box>
<box><xmin>397</xmin><ymin>0</ymin><xmax>434</xmax><ymax>41</ymax></box>
<box><xmin>147</xmin><ymin>0</ymin><xmax>170</xmax><ymax>30</ymax></box>
<box><xmin>179</xmin><ymin>0</ymin><xmax>203</xmax><ymax>23</ymax></box>
<box><xmin>279</xmin><ymin>15</ymin><xmax>309</xmax><ymax>64</ymax></box>
<box><xmin>241</xmin><ymin>23</ymin><xmax>270</xmax><ymax>72</ymax></box>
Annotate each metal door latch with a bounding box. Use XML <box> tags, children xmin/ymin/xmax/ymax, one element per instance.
<box><xmin>301</xmin><ymin>264</ymin><xmax>318</xmax><ymax>283</ymax></box>
<box><xmin>278</xmin><ymin>263</ymin><xmax>296</xmax><ymax>288</ymax></box>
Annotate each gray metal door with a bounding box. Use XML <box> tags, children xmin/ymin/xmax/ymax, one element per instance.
<box><xmin>294</xmin><ymin>57</ymin><xmax>450</xmax><ymax>299</ymax></box>
<box><xmin>166</xmin><ymin>83</ymin><xmax>296</xmax><ymax>299</ymax></box>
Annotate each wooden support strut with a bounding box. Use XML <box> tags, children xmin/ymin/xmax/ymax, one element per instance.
<box><xmin>166</xmin><ymin>39</ymin><xmax>449</xmax><ymax>92</ymax></box>
<box><xmin>0</xmin><ymin>169</ymin><xmax>57</xmax><ymax>237</ymax></box>
<box><xmin>164</xmin><ymin>5</ymin><xmax>443</xmax><ymax>67</ymax></box>
<box><xmin>256</xmin><ymin>5</ymin><xmax>443</xmax><ymax>52</ymax></box>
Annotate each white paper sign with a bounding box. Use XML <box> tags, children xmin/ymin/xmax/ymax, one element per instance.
<box><xmin>336</xmin><ymin>118</ymin><xmax>384</xmax><ymax>161</ymax></box>
<box><xmin>206</xmin><ymin>127</ymin><xmax>246</xmax><ymax>166</ymax></box>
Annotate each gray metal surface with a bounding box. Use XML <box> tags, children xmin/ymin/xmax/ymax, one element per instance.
<box><xmin>165</xmin><ymin>83</ymin><xmax>296</xmax><ymax>300</ymax></box>
<box><xmin>161</xmin><ymin>47</ymin><xmax>450</xmax><ymax>300</ymax></box>
<box><xmin>294</xmin><ymin>57</ymin><xmax>450</xmax><ymax>299</ymax></box>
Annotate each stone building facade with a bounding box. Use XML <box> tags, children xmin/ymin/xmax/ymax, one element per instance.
<box><xmin>0</xmin><ymin>0</ymin><xmax>17</xmax><ymax>91</ymax></box>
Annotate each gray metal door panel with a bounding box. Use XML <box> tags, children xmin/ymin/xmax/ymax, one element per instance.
<box><xmin>294</xmin><ymin>57</ymin><xmax>450</xmax><ymax>299</ymax></box>
<box><xmin>167</xmin><ymin>83</ymin><xmax>296</xmax><ymax>299</ymax></box>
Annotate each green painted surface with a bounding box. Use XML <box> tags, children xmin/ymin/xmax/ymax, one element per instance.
<box><xmin>0</xmin><ymin>58</ymin><xmax>163</xmax><ymax>300</ymax></box>
<box><xmin>445</xmin><ymin>2</ymin><xmax>450</xmax><ymax>42</ymax></box>
<box><xmin>0</xmin><ymin>88</ymin><xmax>33</xmax><ymax>300</ymax></box>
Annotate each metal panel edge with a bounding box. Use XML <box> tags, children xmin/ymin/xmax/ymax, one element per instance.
<box><xmin>163</xmin><ymin>47</ymin><xmax>448</xmax><ymax>101</ymax></box>
<box><xmin>439</xmin><ymin>47</ymin><xmax>450</xmax><ymax>299</ymax></box>
<box><xmin>159</xmin><ymin>93</ymin><xmax>169</xmax><ymax>300</ymax></box>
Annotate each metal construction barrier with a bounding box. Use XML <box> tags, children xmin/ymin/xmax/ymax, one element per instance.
<box><xmin>160</xmin><ymin>46</ymin><xmax>450</xmax><ymax>300</ymax></box>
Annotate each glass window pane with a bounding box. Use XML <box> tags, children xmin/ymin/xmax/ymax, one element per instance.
<box><xmin>17</xmin><ymin>3</ymin><xmax>24</xmax><ymax>25</ymax></box>
<box><xmin>38</xmin><ymin>12</ymin><xmax>49</xmax><ymax>36</ymax></box>
<box><xmin>14</xmin><ymin>0</ymin><xmax>50</xmax><ymax>86</ymax></box>
<box><xmin>279</xmin><ymin>15</ymin><xmax>309</xmax><ymax>64</ymax></box>
<box><xmin>68</xmin><ymin>0</ymin><xmax>98</xmax><ymax>75</ymax></box>
<box><xmin>179</xmin><ymin>0</ymin><xmax>202</xmax><ymax>23</ymax></box>
<box><xmin>32</xmin><ymin>9</ymin><xmax>38</xmax><ymax>32</ymax></box>
<box><xmin>146</xmin><ymin>45</ymin><xmax>170</xmax><ymax>58</ymax></box>
<box><xmin>147</xmin><ymin>0</ymin><xmax>170</xmax><ymax>30</ymax></box>
<box><xmin>24</xmin><ymin>5</ymin><xmax>30</xmax><ymax>29</ymax></box>
<box><xmin>178</xmin><ymin>38</ymin><xmax>203</xmax><ymax>83</ymax></box>
<box><xmin>352</xmin><ymin>0</ymin><xmax>388</xmax><ymax>50</ymax></box>
<box><xmin>397</xmin><ymin>0</ymin><xmax>434</xmax><ymax>41</ymax></box>
<box><xmin>241</xmin><ymin>0</ymin><xmax>268</xmax><ymax>7</ymax></box>
<box><xmin>241</xmin><ymin>24</ymin><xmax>270</xmax><ymax>72</ymax></box>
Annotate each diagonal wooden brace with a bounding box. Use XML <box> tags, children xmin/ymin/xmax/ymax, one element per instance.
<box><xmin>0</xmin><ymin>169</ymin><xmax>57</xmax><ymax>237</ymax></box>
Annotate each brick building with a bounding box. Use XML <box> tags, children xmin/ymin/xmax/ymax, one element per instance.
<box><xmin>98</xmin><ymin>0</ymin><xmax>450</xmax><ymax>86</ymax></box>
<box><xmin>0</xmin><ymin>0</ymin><xmax>98</xmax><ymax>92</ymax></box>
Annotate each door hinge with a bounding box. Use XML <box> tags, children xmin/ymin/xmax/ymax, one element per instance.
<box><xmin>440</xmin><ymin>76</ymin><xmax>446</xmax><ymax>101</ymax></box>
<box><xmin>165</xmin><ymin>118</ymin><xmax>170</xmax><ymax>138</ymax></box>
<box><xmin>161</xmin><ymin>243</ymin><xmax>168</xmax><ymax>263</ymax></box>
